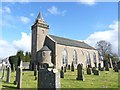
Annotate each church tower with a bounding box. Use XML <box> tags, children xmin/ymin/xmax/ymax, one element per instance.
<box><xmin>31</xmin><ymin>12</ymin><xmax>49</xmax><ymax>65</ymax></box>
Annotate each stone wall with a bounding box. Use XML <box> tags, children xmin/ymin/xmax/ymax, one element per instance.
<box><xmin>56</xmin><ymin>44</ymin><xmax>99</xmax><ymax>69</ymax></box>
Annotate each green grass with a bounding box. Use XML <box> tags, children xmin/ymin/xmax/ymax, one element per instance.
<box><xmin>0</xmin><ymin>68</ymin><xmax>119</xmax><ymax>89</ymax></box>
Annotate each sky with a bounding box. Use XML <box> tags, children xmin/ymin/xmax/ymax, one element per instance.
<box><xmin>0</xmin><ymin>0</ymin><xmax>118</xmax><ymax>58</ymax></box>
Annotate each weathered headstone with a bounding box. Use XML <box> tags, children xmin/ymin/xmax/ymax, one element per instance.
<box><xmin>60</xmin><ymin>67</ymin><xmax>64</xmax><ymax>78</ymax></box>
<box><xmin>1</xmin><ymin>66</ymin><xmax>5</xmax><ymax>80</ymax></box>
<box><xmin>68</xmin><ymin>65</ymin><xmax>70</xmax><ymax>70</ymax></box>
<box><xmin>76</xmin><ymin>64</ymin><xmax>84</xmax><ymax>81</ymax></box>
<box><xmin>71</xmin><ymin>62</ymin><xmax>74</xmax><ymax>72</ymax></box>
<box><xmin>38</xmin><ymin>64</ymin><xmax>60</xmax><ymax>88</ymax></box>
<box><xmin>117</xmin><ymin>61</ymin><xmax>120</xmax><ymax>70</ymax></box>
<box><xmin>87</xmin><ymin>65</ymin><xmax>91</xmax><ymax>75</ymax></box>
<box><xmin>92</xmin><ymin>67</ymin><xmax>96</xmax><ymax>73</ymax></box>
<box><xmin>114</xmin><ymin>64</ymin><xmax>119</xmax><ymax>72</ymax></box>
<box><xmin>6</xmin><ymin>66</ymin><xmax>11</xmax><ymax>83</ymax></box>
<box><xmin>17</xmin><ymin>67</ymin><xmax>22</xmax><ymax>89</ymax></box>
<box><xmin>34</xmin><ymin>65</ymin><xmax>37</xmax><ymax>76</ymax></box>
<box><xmin>94</xmin><ymin>70</ymin><xmax>99</xmax><ymax>75</ymax></box>
<box><xmin>98</xmin><ymin>63</ymin><xmax>101</xmax><ymax>71</ymax></box>
<box><xmin>105</xmin><ymin>61</ymin><xmax>109</xmax><ymax>71</ymax></box>
<box><xmin>109</xmin><ymin>58</ymin><xmax>112</xmax><ymax>68</ymax></box>
<box><xmin>64</xmin><ymin>66</ymin><xmax>66</xmax><ymax>72</ymax></box>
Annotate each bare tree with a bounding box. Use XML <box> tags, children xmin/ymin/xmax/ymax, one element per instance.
<box><xmin>96</xmin><ymin>40</ymin><xmax>112</xmax><ymax>58</ymax></box>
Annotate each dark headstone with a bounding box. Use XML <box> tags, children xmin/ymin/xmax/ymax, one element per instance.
<box><xmin>71</xmin><ymin>62</ymin><xmax>74</xmax><ymax>72</ymax></box>
<box><xmin>76</xmin><ymin>64</ymin><xmax>84</xmax><ymax>81</ymax></box>
<box><xmin>117</xmin><ymin>61</ymin><xmax>120</xmax><ymax>70</ymax></box>
<box><xmin>105</xmin><ymin>61</ymin><xmax>109</xmax><ymax>71</ymax></box>
<box><xmin>98</xmin><ymin>63</ymin><xmax>101</xmax><ymax>71</ymax></box>
<box><xmin>68</xmin><ymin>65</ymin><xmax>70</xmax><ymax>70</ymax></box>
<box><xmin>17</xmin><ymin>56</ymin><xmax>21</xmax><ymax>66</ymax></box>
<box><xmin>60</xmin><ymin>69</ymin><xmax>64</xmax><ymax>78</ymax></box>
<box><xmin>61</xmin><ymin>66</ymin><xmax>63</xmax><ymax>71</ymax></box>
<box><xmin>94</xmin><ymin>62</ymin><xmax>97</xmax><ymax>68</ymax></box>
<box><xmin>100</xmin><ymin>67</ymin><xmax>104</xmax><ymax>71</ymax></box>
<box><xmin>92</xmin><ymin>67</ymin><xmax>96</xmax><ymax>73</ymax></box>
<box><xmin>87</xmin><ymin>67</ymin><xmax>91</xmax><ymax>75</ymax></box>
<box><xmin>114</xmin><ymin>64</ymin><xmax>119</xmax><ymax>72</ymax></box>
<box><xmin>94</xmin><ymin>70</ymin><xmax>99</xmax><ymax>75</ymax></box>
<box><xmin>64</xmin><ymin>66</ymin><xmax>66</xmax><ymax>72</ymax></box>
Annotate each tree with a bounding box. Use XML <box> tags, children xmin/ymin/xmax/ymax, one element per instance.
<box><xmin>25</xmin><ymin>52</ymin><xmax>31</xmax><ymax>62</ymax></box>
<box><xmin>96</xmin><ymin>40</ymin><xmax>112</xmax><ymax>59</ymax></box>
<box><xmin>16</xmin><ymin>50</ymin><xmax>25</xmax><ymax>62</ymax></box>
<box><xmin>96</xmin><ymin>40</ymin><xmax>112</xmax><ymax>67</ymax></box>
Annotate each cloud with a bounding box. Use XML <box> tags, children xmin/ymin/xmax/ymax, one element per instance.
<box><xmin>0</xmin><ymin>40</ymin><xmax>16</xmax><ymax>58</ymax></box>
<box><xmin>48</xmin><ymin>6</ymin><xmax>67</xmax><ymax>16</ymax></box>
<box><xmin>20</xmin><ymin>16</ymin><xmax>31</xmax><ymax>24</ymax></box>
<box><xmin>30</xmin><ymin>13</ymin><xmax>34</xmax><ymax>17</ymax></box>
<box><xmin>13</xmin><ymin>32</ymin><xmax>31</xmax><ymax>52</ymax></box>
<box><xmin>0</xmin><ymin>6</ymin><xmax>11</xmax><ymax>14</ymax></box>
<box><xmin>0</xmin><ymin>32</ymin><xmax>31</xmax><ymax>58</ymax></box>
<box><xmin>77</xmin><ymin>0</ymin><xmax>96</xmax><ymax>5</ymax></box>
<box><xmin>85</xmin><ymin>21</ymin><xmax>118</xmax><ymax>54</ymax></box>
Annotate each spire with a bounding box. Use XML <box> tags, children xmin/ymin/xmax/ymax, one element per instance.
<box><xmin>36</xmin><ymin>12</ymin><xmax>44</xmax><ymax>21</ymax></box>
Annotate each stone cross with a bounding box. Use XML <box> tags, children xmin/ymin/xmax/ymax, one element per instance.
<box><xmin>71</xmin><ymin>62</ymin><xmax>74</xmax><ymax>72</ymax></box>
<box><xmin>76</xmin><ymin>64</ymin><xmax>84</xmax><ymax>81</ymax></box>
<box><xmin>6</xmin><ymin>66</ymin><xmax>11</xmax><ymax>83</ymax></box>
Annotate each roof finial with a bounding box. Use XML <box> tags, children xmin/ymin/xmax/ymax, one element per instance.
<box><xmin>37</xmin><ymin>12</ymin><xmax>44</xmax><ymax>20</ymax></box>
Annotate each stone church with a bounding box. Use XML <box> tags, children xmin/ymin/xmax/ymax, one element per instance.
<box><xmin>31</xmin><ymin>12</ymin><xmax>99</xmax><ymax>69</ymax></box>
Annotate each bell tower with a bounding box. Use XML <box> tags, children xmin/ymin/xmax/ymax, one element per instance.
<box><xmin>31</xmin><ymin>12</ymin><xmax>49</xmax><ymax>66</ymax></box>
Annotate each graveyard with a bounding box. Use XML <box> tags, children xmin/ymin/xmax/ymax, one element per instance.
<box><xmin>0</xmin><ymin>67</ymin><xmax>119</xmax><ymax>89</ymax></box>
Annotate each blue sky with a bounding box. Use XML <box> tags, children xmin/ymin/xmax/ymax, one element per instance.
<box><xmin>0</xmin><ymin>1</ymin><xmax>118</xmax><ymax>58</ymax></box>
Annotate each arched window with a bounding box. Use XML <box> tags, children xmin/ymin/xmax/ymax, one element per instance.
<box><xmin>86</xmin><ymin>51</ymin><xmax>91</xmax><ymax>65</ymax></box>
<box><xmin>62</xmin><ymin>49</ymin><xmax>68</xmax><ymax>65</ymax></box>
<box><xmin>93</xmin><ymin>52</ymin><xmax>97</xmax><ymax>63</ymax></box>
<box><xmin>73</xmin><ymin>50</ymin><xmax>77</xmax><ymax>64</ymax></box>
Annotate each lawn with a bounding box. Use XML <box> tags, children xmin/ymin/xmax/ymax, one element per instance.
<box><xmin>0</xmin><ymin>68</ymin><xmax>119</xmax><ymax>89</ymax></box>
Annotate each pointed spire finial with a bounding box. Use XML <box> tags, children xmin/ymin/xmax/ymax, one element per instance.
<box><xmin>37</xmin><ymin>12</ymin><xmax>44</xmax><ymax>20</ymax></box>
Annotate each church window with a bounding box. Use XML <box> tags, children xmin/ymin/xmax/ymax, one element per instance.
<box><xmin>42</xmin><ymin>52</ymin><xmax>45</xmax><ymax>57</ymax></box>
<box><xmin>93</xmin><ymin>52</ymin><xmax>97</xmax><ymax>63</ymax></box>
<box><xmin>86</xmin><ymin>51</ymin><xmax>91</xmax><ymax>65</ymax></box>
<box><xmin>73</xmin><ymin>50</ymin><xmax>77</xmax><ymax>64</ymax></box>
<box><xmin>62</xmin><ymin>49</ymin><xmax>68</xmax><ymax>65</ymax></box>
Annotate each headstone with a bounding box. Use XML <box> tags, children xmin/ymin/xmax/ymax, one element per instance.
<box><xmin>38</xmin><ymin>64</ymin><xmax>60</xmax><ymax>88</ymax></box>
<box><xmin>94</xmin><ymin>62</ymin><xmax>97</xmax><ymax>68</ymax></box>
<box><xmin>6</xmin><ymin>66</ymin><xmax>11</xmax><ymax>83</ymax></box>
<box><xmin>114</xmin><ymin>64</ymin><xmax>119</xmax><ymax>72</ymax></box>
<box><xmin>68</xmin><ymin>65</ymin><xmax>70</xmax><ymax>70</ymax></box>
<box><xmin>117</xmin><ymin>61</ymin><xmax>120</xmax><ymax>70</ymax></box>
<box><xmin>71</xmin><ymin>62</ymin><xmax>74</xmax><ymax>72</ymax></box>
<box><xmin>1</xmin><ymin>66</ymin><xmax>5</xmax><ymax>80</ymax></box>
<box><xmin>105</xmin><ymin>61</ymin><xmax>109</xmax><ymax>71</ymax></box>
<box><xmin>94</xmin><ymin>70</ymin><xmax>99</xmax><ymax>75</ymax></box>
<box><xmin>61</xmin><ymin>66</ymin><xmax>63</xmax><ymax>71</ymax></box>
<box><xmin>60</xmin><ymin>67</ymin><xmax>64</xmax><ymax>78</ymax></box>
<box><xmin>87</xmin><ymin>65</ymin><xmax>91</xmax><ymax>75</ymax></box>
<box><xmin>76</xmin><ymin>64</ymin><xmax>84</xmax><ymax>81</ymax></box>
<box><xmin>109</xmin><ymin>58</ymin><xmax>112</xmax><ymax>68</ymax></box>
<box><xmin>34</xmin><ymin>65</ymin><xmax>37</xmax><ymax>76</ymax></box>
<box><xmin>64</xmin><ymin>66</ymin><xmax>66</xmax><ymax>72</ymax></box>
<box><xmin>14</xmin><ymin>67</ymin><xmax>18</xmax><ymax>85</ymax></box>
<box><xmin>92</xmin><ymin>67</ymin><xmax>96</xmax><ymax>73</ymax></box>
<box><xmin>100</xmin><ymin>67</ymin><xmax>104</xmax><ymax>71</ymax></box>
<box><xmin>98</xmin><ymin>63</ymin><xmax>101</xmax><ymax>71</ymax></box>
<box><xmin>17</xmin><ymin>67</ymin><xmax>22</xmax><ymax>89</ymax></box>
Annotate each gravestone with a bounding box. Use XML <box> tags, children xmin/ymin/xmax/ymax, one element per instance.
<box><xmin>38</xmin><ymin>63</ymin><xmax>60</xmax><ymax>88</ymax></box>
<box><xmin>60</xmin><ymin>67</ymin><xmax>64</xmax><ymax>78</ymax></box>
<box><xmin>109</xmin><ymin>58</ymin><xmax>112</xmax><ymax>68</ymax></box>
<box><xmin>34</xmin><ymin>65</ymin><xmax>37</xmax><ymax>76</ymax></box>
<box><xmin>71</xmin><ymin>62</ymin><xmax>74</xmax><ymax>72</ymax></box>
<box><xmin>117</xmin><ymin>61</ymin><xmax>120</xmax><ymax>70</ymax></box>
<box><xmin>100</xmin><ymin>67</ymin><xmax>104</xmax><ymax>71</ymax></box>
<box><xmin>94</xmin><ymin>70</ymin><xmax>99</xmax><ymax>75</ymax></box>
<box><xmin>76</xmin><ymin>64</ymin><xmax>84</xmax><ymax>81</ymax></box>
<box><xmin>1</xmin><ymin>66</ymin><xmax>5</xmax><ymax>80</ymax></box>
<box><xmin>17</xmin><ymin>67</ymin><xmax>22</xmax><ymax>89</ymax></box>
<box><xmin>87</xmin><ymin>65</ymin><xmax>91</xmax><ymax>75</ymax></box>
<box><xmin>114</xmin><ymin>64</ymin><xmax>119</xmax><ymax>72</ymax></box>
<box><xmin>92</xmin><ymin>67</ymin><xmax>96</xmax><ymax>73</ymax></box>
<box><xmin>105</xmin><ymin>61</ymin><xmax>109</xmax><ymax>71</ymax></box>
<box><xmin>6</xmin><ymin>66</ymin><xmax>11</xmax><ymax>83</ymax></box>
<box><xmin>68</xmin><ymin>65</ymin><xmax>70</xmax><ymax>70</ymax></box>
<box><xmin>98</xmin><ymin>63</ymin><xmax>101</xmax><ymax>71</ymax></box>
<box><xmin>64</xmin><ymin>66</ymin><xmax>66</xmax><ymax>72</ymax></box>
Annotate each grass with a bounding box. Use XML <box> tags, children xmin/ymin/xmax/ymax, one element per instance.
<box><xmin>0</xmin><ymin>68</ymin><xmax>119</xmax><ymax>89</ymax></box>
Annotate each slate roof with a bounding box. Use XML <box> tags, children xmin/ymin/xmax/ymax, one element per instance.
<box><xmin>40</xmin><ymin>46</ymin><xmax>51</xmax><ymax>51</ymax></box>
<box><xmin>49</xmin><ymin>35</ymin><xmax>96</xmax><ymax>50</ymax></box>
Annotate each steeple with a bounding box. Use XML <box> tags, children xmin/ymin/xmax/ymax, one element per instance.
<box><xmin>36</xmin><ymin>12</ymin><xmax>44</xmax><ymax>21</ymax></box>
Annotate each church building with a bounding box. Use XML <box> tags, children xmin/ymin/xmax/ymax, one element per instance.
<box><xmin>31</xmin><ymin>12</ymin><xmax>99</xmax><ymax>69</ymax></box>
